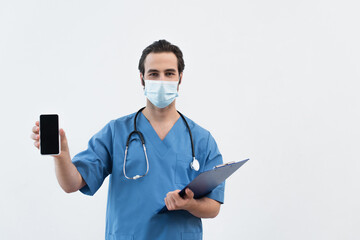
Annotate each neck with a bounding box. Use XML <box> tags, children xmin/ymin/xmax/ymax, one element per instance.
<box><xmin>142</xmin><ymin>100</ymin><xmax>179</xmax><ymax>123</ymax></box>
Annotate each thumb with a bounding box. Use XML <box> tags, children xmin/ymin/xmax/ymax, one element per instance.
<box><xmin>185</xmin><ymin>188</ymin><xmax>194</xmax><ymax>199</ymax></box>
<box><xmin>59</xmin><ymin>128</ymin><xmax>69</xmax><ymax>152</ymax></box>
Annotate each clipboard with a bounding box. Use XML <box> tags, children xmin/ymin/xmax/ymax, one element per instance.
<box><xmin>158</xmin><ymin>158</ymin><xmax>249</xmax><ymax>214</ymax></box>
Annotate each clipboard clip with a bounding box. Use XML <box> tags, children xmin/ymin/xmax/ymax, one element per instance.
<box><xmin>214</xmin><ymin>161</ymin><xmax>235</xmax><ymax>169</ymax></box>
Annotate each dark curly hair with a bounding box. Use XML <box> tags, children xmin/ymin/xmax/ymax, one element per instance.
<box><xmin>138</xmin><ymin>40</ymin><xmax>185</xmax><ymax>78</ymax></box>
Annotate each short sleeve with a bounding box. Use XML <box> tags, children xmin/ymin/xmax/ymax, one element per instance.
<box><xmin>72</xmin><ymin>121</ymin><xmax>114</xmax><ymax>196</ymax></box>
<box><xmin>203</xmin><ymin>133</ymin><xmax>225</xmax><ymax>204</ymax></box>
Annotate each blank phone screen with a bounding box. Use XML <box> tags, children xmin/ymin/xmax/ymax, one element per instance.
<box><xmin>40</xmin><ymin>114</ymin><xmax>59</xmax><ymax>155</ymax></box>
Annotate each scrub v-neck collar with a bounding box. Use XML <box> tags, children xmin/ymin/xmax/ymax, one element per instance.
<box><xmin>138</xmin><ymin>112</ymin><xmax>182</xmax><ymax>157</ymax></box>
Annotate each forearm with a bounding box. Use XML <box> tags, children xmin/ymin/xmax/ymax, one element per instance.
<box><xmin>54</xmin><ymin>155</ymin><xmax>85</xmax><ymax>193</ymax></box>
<box><xmin>185</xmin><ymin>197</ymin><xmax>221</xmax><ymax>219</ymax></box>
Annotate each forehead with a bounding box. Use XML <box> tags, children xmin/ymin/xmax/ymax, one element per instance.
<box><xmin>144</xmin><ymin>52</ymin><xmax>178</xmax><ymax>72</ymax></box>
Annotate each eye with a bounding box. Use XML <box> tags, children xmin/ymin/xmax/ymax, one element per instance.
<box><xmin>165</xmin><ymin>72</ymin><xmax>175</xmax><ymax>76</ymax></box>
<box><xmin>149</xmin><ymin>73</ymin><xmax>158</xmax><ymax>77</ymax></box>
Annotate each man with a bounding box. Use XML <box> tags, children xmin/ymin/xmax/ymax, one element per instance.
<box><xmin>31</xmin><ymin>40</ymin><xmax>225</xmax><ymax>239</ymax></box>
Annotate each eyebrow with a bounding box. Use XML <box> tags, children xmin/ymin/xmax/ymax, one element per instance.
<box><xmin>147</xmin><ymin>68</ymin><xmax>177</xmax><ymax>73</ymax></box>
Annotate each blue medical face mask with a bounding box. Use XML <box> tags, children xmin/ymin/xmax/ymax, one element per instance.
<box><xmin>144</xmin><ymin>80</ymin><xmax>179</xmax><ymax>108</ymax></box>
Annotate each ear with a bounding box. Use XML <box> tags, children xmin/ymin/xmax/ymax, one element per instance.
<box><xmin>179</xmin><ymin>72</ymin><xmax>183</xmax><ymax>85</ymax></box>
<box><xmin>177</xmin><ymin>72</ymin><xmax>183</xmax><ymax>91</ymax></box>
<box><xmin>140</xmin><ymin>73</ymin><xmax>145</xmax><ymax>87</ymax></box>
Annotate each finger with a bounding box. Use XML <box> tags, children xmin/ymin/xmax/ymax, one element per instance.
<box><xmin>59</xmin><ymin>129</ymin><xmax>69</xmax><ymax>152</ymax></box>
<box><xmin>34</xmin><ymin>141</ymin><xmax>39</xmax><ymax>149</ymax></box>
<box><xmin>30</xmin><ymin>133</ymin><xmax>36</xmax><ymax>140</ymax></box>
<box><xmin>165</xmin><ymin>197</ymin><xmax>171</xmax><ymax>210</ymax></box>
<box><xmin>185</xmin><ymin>188</ymin><xmax>194</xmax><ymax>199</ymax></box>
<box><xmin>168</xmin><ymin>197</ymin><xmax>175</xmax><ymax>211</ymax></box>
<box><xmin>169</xmin><ymin>194</ymin><xmax>179</xmax><ymax>209</ymax></box>
<box><xmin>35</xmin><ymin>121</ymin><xmax>39</xmax><ymax>126</ymax></box>
<box><xmin>30</xmin><ymin>133</ymin><xmax>39</xmax><ymax>141</ymax></box>
<box><xmin>167</xmin><ymin>194</ymin><xmax>177</xmax><ymax>210</ymax></box>
<box><xmin>164</xmin><ymin>197</ymin><xmax>170</xmax><ymax>210</ymax></box>
<box><xmin>32</xmin><ymin>125</ymin><xmax>39</xmax><ymax>134</ymax></box>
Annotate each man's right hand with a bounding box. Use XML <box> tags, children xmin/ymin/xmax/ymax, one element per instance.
<box><xmin>30</xmin><ymin>120</ymin><xmax>71</xmax><ymax>161</ymax></box>
<box><xmin>30</xmin><ymin>121</ymin><xmax>41</xmax><ymax>149</ymax></box>
<box><xmin>30</xmin><ymin>120</ymin><xmax>85</xmax><ymax>193</ymax></box>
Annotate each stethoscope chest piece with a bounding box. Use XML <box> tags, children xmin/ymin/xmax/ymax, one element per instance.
<box><xmin>190</xmin><ymin>158</ymin><xmax>200</xmax><ymax>171</ymax></box>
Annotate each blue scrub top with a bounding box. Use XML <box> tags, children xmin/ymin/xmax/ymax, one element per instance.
<box><xmin>72</xmin><ymin>112</ymin><xmax>225</xmax><ymax>240</ymax></box>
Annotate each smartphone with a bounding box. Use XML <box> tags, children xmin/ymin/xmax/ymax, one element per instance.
<box><xmin>39</xmin><ymin>114</ymin><xmax>60</xmax><ymax>155</ymax></box>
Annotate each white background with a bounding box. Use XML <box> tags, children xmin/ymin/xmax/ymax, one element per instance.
<box><xmin>1</xmin><ymin>0</ymin><xmax>359</xmax><ymax>239</ymax></box>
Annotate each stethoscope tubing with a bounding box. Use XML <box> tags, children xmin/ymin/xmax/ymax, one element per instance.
<box><xmin>123</xmin><ymin>107</ymin><xmax>199</xmax><ymax>180</ymax></box>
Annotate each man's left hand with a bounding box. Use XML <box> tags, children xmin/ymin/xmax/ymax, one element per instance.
<box><xmin>164</xmin><ymin>188</ymin><xmax>195</xmax><ymax>211</ymax></box>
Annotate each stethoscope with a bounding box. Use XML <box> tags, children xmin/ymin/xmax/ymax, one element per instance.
<box><xmin>123</xmin><ymin>107</ymin><xmax>200</xmax><ymax>180</ymax></box>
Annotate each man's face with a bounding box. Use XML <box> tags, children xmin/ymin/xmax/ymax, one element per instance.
<box><xmin>141</xmin><ymin>52</ymin><xmax>182</xmax><ymax>85</ymax></box>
